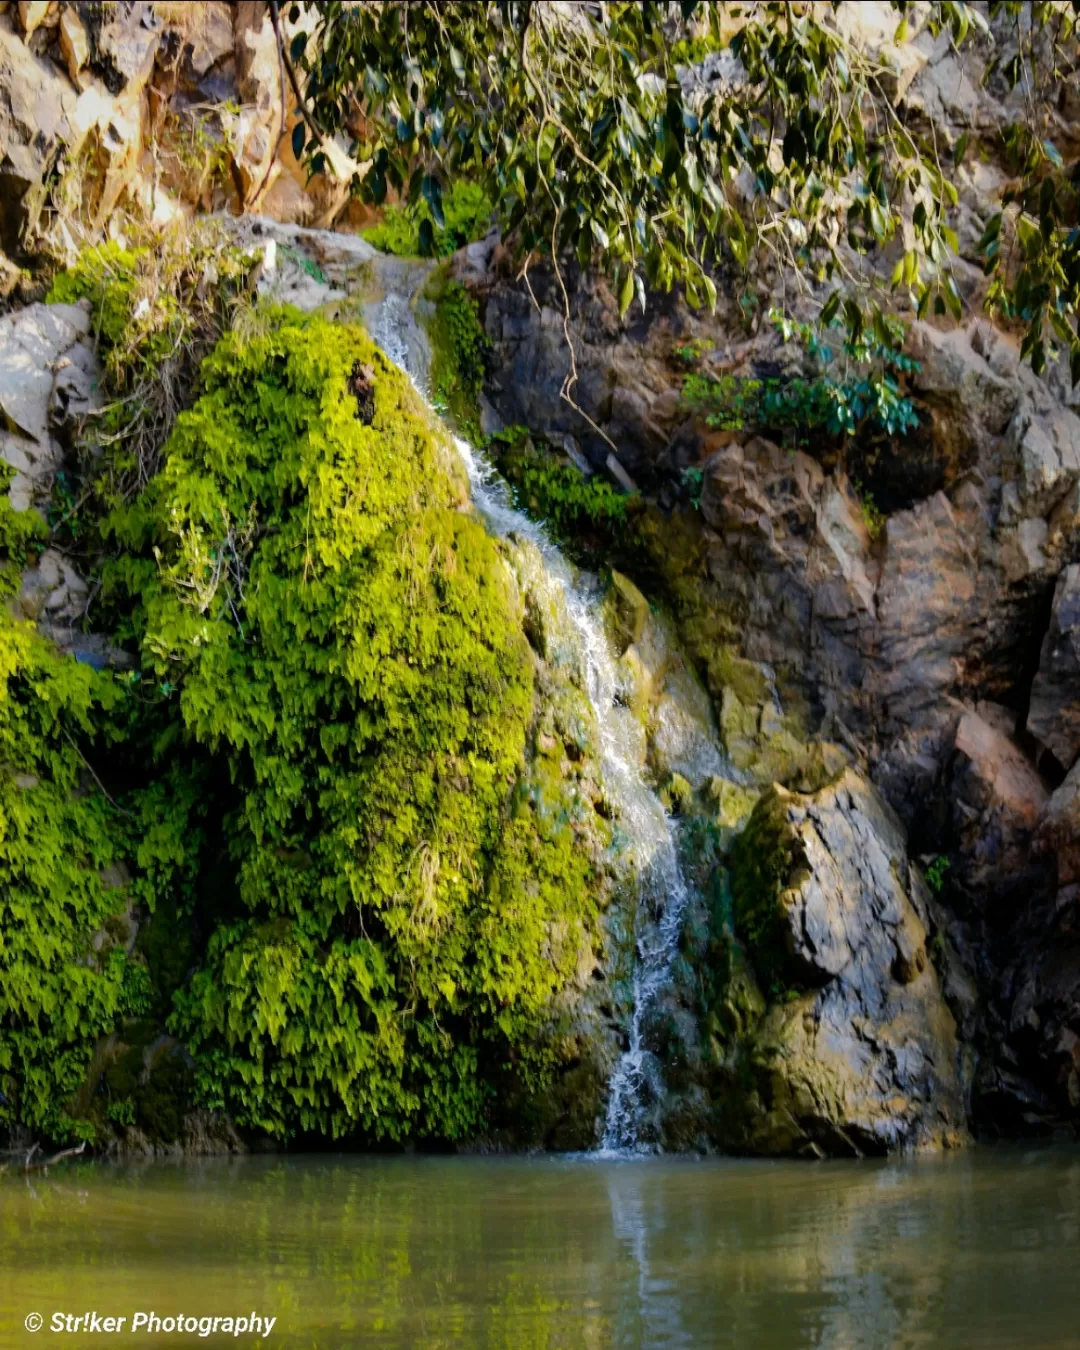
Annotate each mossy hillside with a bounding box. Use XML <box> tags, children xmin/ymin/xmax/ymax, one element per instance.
<box><xmin>101</xmin><ymin>312</ymin><xmax>606</xmax><ymax>1144</ymax></box>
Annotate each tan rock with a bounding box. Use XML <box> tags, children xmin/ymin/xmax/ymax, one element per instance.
<box><xmin>58</xmin><ymin>5</ymin><xmax>90</xmax><ymax>87</ymax></box>
<box><xmin>16</xmin><ymin>1</ymin><xmax>51</xmax><ymax>38</ymax></box>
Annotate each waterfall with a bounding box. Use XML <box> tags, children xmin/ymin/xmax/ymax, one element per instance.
<box><xmin>326</xmin><ymin>248</ymin><xmax>694</xmax><ymax>1152</ymax></box>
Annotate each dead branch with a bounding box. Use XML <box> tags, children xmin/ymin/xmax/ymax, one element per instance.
<box><xmin>25</xmin><ymin>1140</ymin><xmax>87</xmax><ymax>1172</ymax></box>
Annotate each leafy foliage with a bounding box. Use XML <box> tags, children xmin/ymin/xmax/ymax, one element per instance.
<box><xmin>487</xmin><ymin>427</ymin><xmax>630</xmax><ymax>558</ymax></box>
<box><xmin>925</xmin><ymin>855</ymin><xmax>951</xmax><ymax>894</ymax></box>
<box><xmin>429</xmin><ymin>277</ymin><xmax>489</xmax><ymax>436</ymax></box>
<box><xmin>0</xmin><ymin>607</ymin><xmax>137</xmax><ymax>1142</ymax></box>
<box><xmin>362</xmin><ymin>179</ymin><xmax>494</xmax><ymax>257</ymax></box>
<box><xmin>287</xmin><ymin>1</ymin><xmax>977</xmax><ymax>347</ymax></box>
<box><xmin>100</xmin><ymin>313</ymin><xmax>602</xmax><ymax>1142</ymax></box>
<box><xmin>282</xmin><ymin>3</ymin><xmax>1080</xmax><ymax>382</ymax></box>
<box><xmin>680</xmin><ymin>311</ymin><xmax>920</xmax><ymax>447</ymax></box>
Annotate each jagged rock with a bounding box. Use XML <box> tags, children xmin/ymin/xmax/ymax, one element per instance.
<box><xmin>714</xmin><ymin>769</ymin><xmax>969</xmax><ymax>1156</ymax></box>
<box><xmin>93</xmin><ymin>0</ymin><xmax>160</xmax><ymax>96</ymax></box>
<box><xmin>909</xmin><ymin>322</ymin><xmax>1020</xmax><ymax>460</ymax></box>
<box><xmin>1008</xmin><ymin>407</ymin><xmax>1080</xmax><ymax>518</ymax></box>
<box><xmin>57</xmin><ymin>5</ymin><xmax>89</xmax><ymax>88</ymax></box>
<box><xmin>16</xmin><ymin>1</ymin><xmax>50</xmax><ymax>39</ymax></box>
<box><xmin>1027</xmin><ymin>565</ymin><xmax>1080</xmax><ymax>771</ymax></box>
<box><xmin>947</xmin><ymin>709</ymin><xmax>1051</xmax><ymax>916</ymax></box>
<box><xmin>0</xmin><ymin>19</ymin><xmax>79</xmax><ymax>251</ymax></box>
<box><xmin>1038</xmin><ymin>760</ymin><xmax>1080</xmax><ymax>888</ymax></box>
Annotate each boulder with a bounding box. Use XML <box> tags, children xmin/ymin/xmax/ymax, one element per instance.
<box><xmin>712</xmin><ymin>769</ymin><xmax>969</xmax><ymax>1156</ymax></box>
<box><xmin>0</xmin><ymin>300</ymin><xmax>95</xmax><ymax>514</ymax></box>
<box><xmin>1027</xmin><ymin>565</ymin><xmax>1080</xmax><ymax>771</ymax></box>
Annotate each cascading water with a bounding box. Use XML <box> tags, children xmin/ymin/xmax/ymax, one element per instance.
<box><xmin>357</xmin><ymin>254</ymin><xmax>695</xmax><ymax>1152</ymax></box>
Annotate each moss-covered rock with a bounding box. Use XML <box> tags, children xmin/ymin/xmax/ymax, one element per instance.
<box><xmin>95</xmin><ymin>312</ymin><xmax>610</xmax><ymax>1147</ymax></box>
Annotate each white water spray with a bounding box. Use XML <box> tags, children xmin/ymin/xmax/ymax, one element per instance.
<box><xmin>361</xmin><ymin>264</ymin><xmax>694</xmax><ymax>1152</ymax></box>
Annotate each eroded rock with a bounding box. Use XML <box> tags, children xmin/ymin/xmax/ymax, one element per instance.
<box><xmin>711</xmin><ymin>769</ymin><xmax>969</xmax><ymax>1156</ymax></box>
<box><xmin>1027</xmin><ymin>565</ymin><xmax>1080</xmax><ymax>772</ymax></box>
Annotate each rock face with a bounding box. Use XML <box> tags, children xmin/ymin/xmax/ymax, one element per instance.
<box><xmin>0</xmin><ymin>298</ymin><xmax>111</xmax><ymax>655</ymax></box>
<box><xmin>706</xmin><ymin>770</ymin><xmax>969</xmax><ymax>1157</ymax></box>
<box><xmin>473</xmin><ymin>249</ymin><xmax>1080</xmax><ymax>1141</ymax></box>
<box><xmin>0</xmin><ymin>1</ymin><xmax>362</xmax><ymax>271</ymax></box>
<box><xmin>1028</xmin><ymin>565</ymin><xmax>1080</xmax><ymax>773</ymax></box>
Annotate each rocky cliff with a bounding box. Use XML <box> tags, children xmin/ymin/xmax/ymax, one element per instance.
<box><xmin>1</xmin><ymin>2</ymin><xmax>1078</xmax><ymax>1155</ymax></box>
<box><xmin>467</xmin><ymin>16</ymin><xmax>1080</xmax><ymax>1137</ymax></box>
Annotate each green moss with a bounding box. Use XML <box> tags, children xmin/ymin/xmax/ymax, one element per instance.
<box><xmin>487</xmin><ymin>428</ymin><xmax>631</xmax><ymax>562</ymax></box>
<box><xmin>728</xmin><ymin>789</ymin><xmax>799</xmax><ymax>1000</ymax></box>
<box><xmin>47</xmin><ymin>241</ymin><xmax>142</xmax><ymax>347</ymax></box>
<box><xmin>99</xmin><ymin>311</ymin><xmax>602</xmax><ymax>1144</ymax></box>
<box><xmin>428</xmin><ymin>277</ymin><xmax>489</xmax><ymax>439</ymax></box>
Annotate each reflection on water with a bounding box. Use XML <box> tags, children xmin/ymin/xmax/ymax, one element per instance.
<box><xmin>1</xmin><ymin>1148</ymin><xmax>1079</xmax><ymax>1348</ymax></box>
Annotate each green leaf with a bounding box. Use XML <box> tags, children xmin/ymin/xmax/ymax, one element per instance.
<box><xmin>618</xmin><ymin>268</ymin><xmax>635</xmax><ymax>318</ymax></box>
<box><xmin>291</xmin><ymin>122</ymin><xmax>306</xmax><ymax>159</ymax></box>
<box><xmin>421</xmin><ymin>175</ymin><xmax>445</xmax><ymax>229</ymax></box>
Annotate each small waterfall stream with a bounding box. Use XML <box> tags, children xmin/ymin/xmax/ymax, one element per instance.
<box><xmin>346</xmin><ymin>259</ymin><xmax>695</xmax><ymax>1152</ymax></box>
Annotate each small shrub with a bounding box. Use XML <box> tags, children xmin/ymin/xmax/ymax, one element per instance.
<box><xmin>853</xmin><ymin>481</ymin><xmax>887</xmax><ymax>540</ymax></box>
<box><xmin>925</xmin><ymin>855</ymin><xmax>951</xmax><ymax>894</ymax></box>
<box><xmin>488</xmin><ymin>428</ymin><xmax>630</xmax><ymax>556</ymax></box>
<box><xmin>362</xmin><ymin>180</ymin><xmax>494</xmax><ymax>258</ymax></box>
<box><xmin>679</xmin><ymin>310</ymin><xmax>921</xmax><ymax>447</ymax></box>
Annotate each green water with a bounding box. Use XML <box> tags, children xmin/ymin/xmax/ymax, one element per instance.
<box><xmin>2</xmin><ymin>1147</ymin><xmax>1078</xmax><ymax>1348</ymax></box>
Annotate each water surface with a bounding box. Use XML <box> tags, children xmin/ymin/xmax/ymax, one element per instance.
<box><xmin>2</xmin><ymin>1147</ymin><xmax>1079</xmax><ymax>1348</ymax></box>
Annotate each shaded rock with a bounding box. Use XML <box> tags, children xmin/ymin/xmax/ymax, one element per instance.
<box><xmin>650</xmin><ymin>660</ymin><xmax>726</xmax><ymax>790</ymax></box>
<box><xmin>1027</xmin><ymin>564</ymin><xmax>1080</xmax><ymax>771</ymax></box>
<box><xmin>948</xmin><ymin>708</ymin><xmax>1050</xmax><ymax>911</ymax></box>
<box><xmin>0</xmin><ymin>19</ymin><xmax>79</xmax><ymax>250</ymax></box>
<box><xmin>1037</xmin><ymin>760</ymin><xmax>1080</xmax><ymax>888</ymax></box>
<box><xmin>713</xmin><ymin>769</ymin><xmax>969</xmax><ymax>1156</ymax></box>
